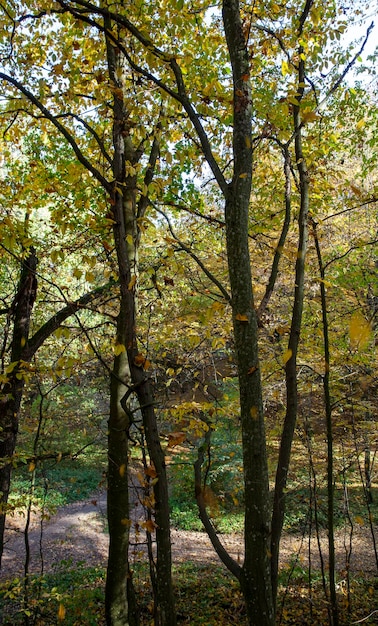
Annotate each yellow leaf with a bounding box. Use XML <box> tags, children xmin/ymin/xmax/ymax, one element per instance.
<box><xmin>281</xmin><ymin>60</ymin><xmax>289</xmax><ymax>76</ymax></box>
<box><xmin>302</xmin><ymin>110</ymin><xmax>319</xmax><ymax>123</ymax></box>
<box><xmin>350</xmin><ymin>184</ymin><xmax>362</xmax><ymax>196</ymax></box>
<box><xmin>287</xmin><ymin>96</ymin><xmax>300</xmax><ymax>106</ymax></box>
<box><xmin>134</xmin><ymin>353</ymin><xmax>147</xmax><ymax>367</ymax></box>
<box><xmin>121</xmin><ymin>517</ymin><xmax>132</xmax><ymax>526</ymax></box>
<box><xmin>145</xmin><ymin>465</ymin><xmax>157</xmax><ymax>478</ymax></box>
<box><xmin>126</xmin><ymin>234</ymin><xmax>133</xmax><ymax>245</ymax></box>
<box><xmin>128</xmin><ymin>275</ymin><xmax>137</xmax><ymax>290</ymax></box>
<box><xmin>282</xmin><ymin>349</ymin><xmax>292</xmax><ymax>364</ymax></box>
<box><xmin>114</xmin><ymin>343</ymin><xmax>126</xmax><ymax>356</ymax></box>
<box><xmin>311</xmin><ymin>7</ymin><xmax>321</xmax><ymax>25</ymax></box>
<box><xmin>5</xmin><ymin>361</ymin><xmax>18</xmax><ymax>374</ymax></box>
<box><xmin>356</xmin><ymin>118</ymin><xmax>365</xmax><ymax>130</ymax></box>
<box><xmin>142</xmin><ymin>519</ymin><xmax>157</xmax><ymax>533</ymax></box>
<box><xmin>235</xmin><ymin>313</ymin><xmax>248</xmax><ymax>322</ymax></box>
<box><xmin>119</xmin><ymin>463</ymin><xmax>126</xmax><ymax>477</ymax></box>
<box><xmin>57</xmin><ymin>604</ymin><xmax>66</xmax><ymax>621</ymax></box>
<box><xmin>73</xmin><ymin>268</ymin><xmax>82</xmax><ymax>279</ymax></box>
<box><xmin>85</xmin><ymin>271</ymin><xmax>95</xmax><ymax>283</ymax></box>
<box><xmin>28</xmin><ymin>461</ymin><xmax>36</xmax><ymax>472</ymax></box>
<box><xmin>239</xmin><ymin>172</ymin><xmax>248</xmax><ymax>179</ymax></box>
<box><xmin>349</xmin><ymin>311</ymin><xmax>371</xmax><ymax>349</ymax></box>
<box><xmin>355</xmin><ymin>515</ymin><xmax>364</xmax><ymax>526</ymax></box>
<box><xmin>167</xmin><ymin>432</ymin><xmax>186</xmax><ymax>448</ymax></box>
<box><xmin>250</xmin><ymin>406</ymin><xmax>258</xmax><ymax>420</ymax></box>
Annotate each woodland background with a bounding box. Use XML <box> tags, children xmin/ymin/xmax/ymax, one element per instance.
<box><xmin>0</xmin><ymin>0</ymin><xmax>377</xmax><ymax>624</ymax></box>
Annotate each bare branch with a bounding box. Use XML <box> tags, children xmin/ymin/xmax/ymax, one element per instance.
<box><xmin>25</xmin><ymin>281</ymin><xmax>117</xmax><ymax>360</ymax></box>
<box><xmin>194</xmin><ymin>429</ymin><xmax>242</xmax><ymax>579</ymax></box>
<box><xmin>323</xmin><ymin>196</ymin><xmax>378</xmax><ymax>222</ymax></box>
<box><xmin>155</xmin><ymin>206</ymin><xmax>231</xmax><ymax>303</ymax></box>
<box><xmin>324</xmin><ymin>21</ymin><xmax>374</xmax><ymax>102</ymax></box>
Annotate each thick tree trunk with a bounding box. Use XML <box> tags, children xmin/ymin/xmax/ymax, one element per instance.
<box><xmin>105</xmin><ymin>19</ymin><xmax>175</xmax><ymax>625</ymax></box>
<box><xmin>106</xmin><ymin>344</ymin><xmax>137</xmax><ymax>626</ymax></box>
<box><xmin>0</xmin><ymin>249</ymin><xmax>38</xmax><ymax>568</ymax></box>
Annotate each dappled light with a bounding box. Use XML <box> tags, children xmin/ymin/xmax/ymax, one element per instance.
<box><xmin>0</xmin><ymin>0</ymin><xmax>377</xmax><ymax>624</ymax></box>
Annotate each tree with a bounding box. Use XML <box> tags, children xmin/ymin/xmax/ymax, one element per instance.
<box><xmin>0</xmin><ymin>3</ymin><xmax>177</xmax><ymax>622</ymax></box>
<box><xmin>1</xmin><ymin>0</ymin><xmax>377</xmax><ymax>624</ymax></box>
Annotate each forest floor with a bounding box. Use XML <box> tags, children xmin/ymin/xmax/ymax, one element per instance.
<box><xmin>1</xmin><ymin>489</ymin><xmax>376</xmax><ymax>581</ymax></box>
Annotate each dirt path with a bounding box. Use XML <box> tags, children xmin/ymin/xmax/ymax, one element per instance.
<box><xmin>1</xmin><ymin>492</ymin><xmax>376</xmax><ymax>580</ymax></box>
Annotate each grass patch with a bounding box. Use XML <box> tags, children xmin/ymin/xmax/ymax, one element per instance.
<box><xmin>9</xmin><ymin>379</ymin><xmax>107</xmax><ymax>516</ymax></box>
<box><xmin>0</xmin><ymin>562</ymin><xmax>106</xmax><ymax>626</ymax></box>
<box><xmin>168</xmin><ymin>409</ymin><xmax>378</xmax><ymax>535</ymax></box>
<box><xmin>1</xmin><ymin>560</ymin><xmax>376</xmax><ymax>625</ymax></box>
<box><xmin>9</xmin><ymin>454</ymin><xmax>106</xmax><ymax>515</ymax></box>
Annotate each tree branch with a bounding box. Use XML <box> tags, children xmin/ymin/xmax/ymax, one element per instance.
<box><xmin>55</xmin><ymin>112</ymin><xmax>112</xmax><ymax>165</ymax></box>
<box><xmin>24</xmin><ymin>281</ymin><xmax>117</xmax><ymax>360</ymax></box>
<box><xmin>54</xmin><ymin>0</ymin><xmax>228</xmax><ymax>195</ymax></box>
<box><xmin>194</xmin><ymin>429</ymin><xmax>242</xmax><ymax>579</ymax></box>
<box><xmin>155</xmin><ymin>206</ymin><xmax>231</xmax><ymax>303</ymax></box>
<box><xmin>0</xmin><ymin>72</ymin><xmax>111</xmax><ymax>192</ymax></box>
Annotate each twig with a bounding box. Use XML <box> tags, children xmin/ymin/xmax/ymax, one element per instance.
<box><xmin>352</xmin><ymin>610</ymin><xmax>378</xmax><ymax>624</ymax></box>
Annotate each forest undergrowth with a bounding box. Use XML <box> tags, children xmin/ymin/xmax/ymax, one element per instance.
<box><xmin>0</xmin><ymin>377</ymin><xmax>376</xmax><ymax>626</ymax></box>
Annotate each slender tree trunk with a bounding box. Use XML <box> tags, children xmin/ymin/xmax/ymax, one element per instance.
<box><xmin>131</xmin><ymin>368</ymin><xmax>176</xmax><ymax>626</ymax></box>
<box><xmin>270</xmin><ymin>11</ymin><xmax>312</xmax><ymax>599</ymax></box>
<box><xmin>312</xmin><ymin>219</ymin><xmax>339</xmax><ymax>626</ymax></box>
<box><xmin>0</xmin><ymin>249</ymin><xmax>38</xmax><ymax>568</ymax></box>
<box><xmin>222</xmin><ymin>2</ymin><xmax>274</xmax><ymax>623</ymax></box>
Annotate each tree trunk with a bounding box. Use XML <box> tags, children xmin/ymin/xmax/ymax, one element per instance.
<box><xmin>132</xmin><ymin>367</ymin><xmax>176</xmax><ymax>626</ymax></box>
<box><xmin>105</xmin><ymin>342</ymin><xmax>138</xmax><ymax>626</ymax></box>
<box><xmin>270</xmin><ymin>5</ymin><xmax>312</xmax><ymax>599</ymax></box>
<box><xmin>222</xmin><ymin>1</ymin><xmax>274</xmax><ymax>624</ymax></box>
<box><xmin>104</xmin><ymin>19</ymin><xmax>175</xmax><ymax>624</ymax></box>
<box><xmin>312</xmin><ymin>219</ymin><xmax>339</xmax><ymax>626</ymax></box>
<box><xmin>0</xmin><ymin>249</ymin><xmax>38</xmax><ymax>568</ymax></box>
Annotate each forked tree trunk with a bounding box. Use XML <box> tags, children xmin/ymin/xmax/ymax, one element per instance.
<box><xmin>105</xmin><ymin>19</ymin><xmax>176</xmax><ymax>625</ymax></box>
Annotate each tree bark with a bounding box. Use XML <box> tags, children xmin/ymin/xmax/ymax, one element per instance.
<box><xmin>0</xmin><ymin>249</ymin><xmax>38</xmax><ymax>569</ymax></box>
<box><xmin>222</xmin><ymin>1</ymin><xmax>274</xmax><ymax>624</ymax></box>
<box><xmin>270</xmin><ymin>2</ymin><xmax>312</xmax><ymax>599</ymax></box>
<box><xmin>312</xmin><ymin>220</ymin><xmax>339</xmax><ymax>626</ymax></box>
<box><xmin>104</xmin><ymin>19</ymin><xmax>175</xmax><ymax>625</ymax></box>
